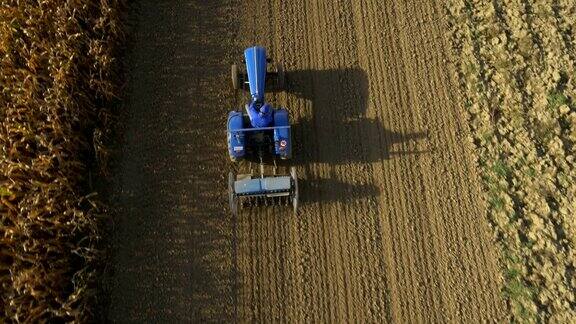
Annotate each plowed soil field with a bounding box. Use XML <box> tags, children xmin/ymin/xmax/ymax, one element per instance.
<box><xmin>106</xmin><ymin>0</ymin><xmax>506</xmax><ymax>322</ymax></box>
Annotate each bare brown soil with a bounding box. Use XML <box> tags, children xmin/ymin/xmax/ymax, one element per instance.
<box><xmin>105</xmin><ymin>1</ymin><xmax>238</xmax><ymax>321</ymax></box>
<box><xmin>106</xmin><ymin>0</ymin><xmax>506</xmax><ymax>322</ymax></box>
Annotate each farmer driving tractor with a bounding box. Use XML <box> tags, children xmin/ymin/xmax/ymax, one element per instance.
<box><xmin>247</xmin><ymin>101</ymin><xmax>273</xmax><ymax>128</ymax></box>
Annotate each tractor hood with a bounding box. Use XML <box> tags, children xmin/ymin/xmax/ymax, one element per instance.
<box><xmin>244</xmin><ymin>46</ymin><xmax>267</xmax><ymax>102</ymax></box>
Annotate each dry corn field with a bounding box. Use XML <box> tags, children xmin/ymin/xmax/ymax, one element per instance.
<box><xmin>447</xmin><ymin>0</ymin><xmax>576</xmax><ymax>321</ymax></box>
<box><xmin>1</xmin><ymin>0</ymin><xmax>576</xmax><ymax>322</ymax></box>
<box><xmin>0</xmin><ymin>0</ymin><xmax>124</xmax><ymax>321</ymax></box>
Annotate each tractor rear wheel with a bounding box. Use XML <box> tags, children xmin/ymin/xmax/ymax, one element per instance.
<box><xmin>231</xmin><ymin>64</ymin><xmax>239</xmax><ymax>90</ymax></box>
<box><xmin>276</xmin><ymin>63</ymin><xmax>285</xmax><ymax>90</ymax></box>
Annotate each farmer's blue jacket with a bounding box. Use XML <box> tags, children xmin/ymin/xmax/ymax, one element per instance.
<box><xmin>247</xmin><ymin>102</ymin><xmax>273</xmax><ymax>128</ymax></box>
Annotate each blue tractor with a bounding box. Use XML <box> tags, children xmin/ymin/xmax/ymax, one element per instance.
<box><xmin>227</xmin><ymin>46</ymin><xmax>298</xmax><ymax>215</ymax></box>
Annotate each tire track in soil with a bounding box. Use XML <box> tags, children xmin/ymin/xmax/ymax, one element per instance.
<box><xmin>235</xmin><ymin>0</ymin><xmax>506</xmax><ymax>322</ymax></box>
<box><xmin>105</xmin><ymin>1</ymin><xmax>239</xmax><ymax>322</ymax></box>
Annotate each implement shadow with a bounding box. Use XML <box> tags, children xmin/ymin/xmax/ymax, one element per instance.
<box><xmin>301</xmin><ymin>177</ymin><xmax>381</xmax><ymax>204</ymax></box>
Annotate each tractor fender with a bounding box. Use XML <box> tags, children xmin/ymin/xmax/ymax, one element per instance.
<box><xmin>273</xmin><ymin>109</ymin><xmax>291</xmax><ymax>159</ymax></box>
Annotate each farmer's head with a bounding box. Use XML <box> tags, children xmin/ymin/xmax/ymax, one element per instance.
<box><xmin>259</xmin><ymin>104</ymin><xmax>271</xmax><ymax>116</ymax></box>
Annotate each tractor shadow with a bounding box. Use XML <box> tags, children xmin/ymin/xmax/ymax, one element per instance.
<box><xmin>291</xmin><ymin>118</ymin><xmax>429</xmax><ymax>163</ymax></box>
<box><xmin>280</xmin><ymin>67</ymin><xmax>429</xmax><ymax>204</ymax></box>
<box><xmin>285</xmin><ymin>67</ymin><xmax>429</xmax><ymax>166</ymax></box>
